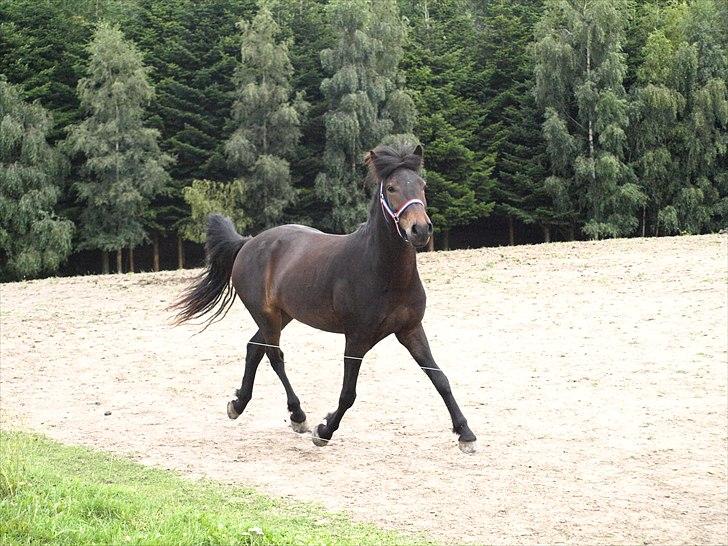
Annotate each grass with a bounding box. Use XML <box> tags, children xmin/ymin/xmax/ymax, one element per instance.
<box><xmin>0</xmin><ymin>429</ymin><xmax>429</xmax><ymax>545</ymax></box>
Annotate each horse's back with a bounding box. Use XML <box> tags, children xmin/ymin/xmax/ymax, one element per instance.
<box><xmin>238</xmin><ymin>224</ymin><xmax>345</xmax><ymax>259</ymax></box>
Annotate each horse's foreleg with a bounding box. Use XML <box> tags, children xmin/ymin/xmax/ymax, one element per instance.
<box><xmin>311</xmin><ymin>338</ymin><xmax>369</xmax><ymax>446</ymax></box>
<box><xmin>396</xmin><ymin>323</ymin><xmax>477</xmax><ymax>454</ymax></box>
<box><xmin>227</xmin><ymin>330</ymin><xmax>266</xmax><ymax>419</ymax></box>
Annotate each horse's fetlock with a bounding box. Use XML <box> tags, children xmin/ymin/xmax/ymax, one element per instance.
<box><xmin>290</xmin><ymin>408</ymin><xmax>306</xmax><ymax>423</ymax></box>
<box><xmin>452</xmin><ymin>419</ymin><xmax>468</xmax><ymax>435</ymax></box>
<box><xmin>318</xmin><ymin>422</ymin><xmax>333</xmax><ymax>439</ymax></box>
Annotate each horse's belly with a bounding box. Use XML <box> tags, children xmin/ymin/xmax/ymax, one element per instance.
<box><xmin>290</xmin><ymin>310</ymin><xmax>345</xmax><ymax>334</ymax></box>
<box><xmin>279</xmin><ymin>288</ymin><xmax>344</xmax><ymax>333</ymax></box>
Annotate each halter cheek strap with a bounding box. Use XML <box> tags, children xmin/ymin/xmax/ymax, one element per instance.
<box><xmin>379</xmin><ymin>181</ymin><xmax>425</xmax><ymax>241</ymax></box>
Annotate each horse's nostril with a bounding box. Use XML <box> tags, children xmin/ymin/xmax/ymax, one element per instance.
<box><xmin>427</xmin><ymin>222</ymin><xmax>433</xmax><ymax>234</ymax></box>
<box><xmin>412</xmin><ymin>224</ymin><xmax>419</xmax><ymax>235</ymax></box>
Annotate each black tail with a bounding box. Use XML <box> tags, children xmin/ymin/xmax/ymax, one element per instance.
<box><xmin>170</xmin><ymin>214</ymin><xmax>249</xmax><ymax>329</ymax></box>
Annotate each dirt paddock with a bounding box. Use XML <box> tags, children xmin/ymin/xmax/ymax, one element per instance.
<box><xmin>1</xmin><ymin>235</ymin><xmax>726</xmax><ymax>544</ymax></box>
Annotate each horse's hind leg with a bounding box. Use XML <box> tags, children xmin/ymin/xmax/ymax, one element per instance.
<box><xmin>227</xmin><ymin>330</ymin><xmax>266</xmax><ymax>419</ymax></box>
<box><xmin>270</xmin><ymin>353</ymin><xmax>309</xmax><ymax>433</ymax></box>
<box><xmin>265</xmin><ymin>313</ymin><xmax>308</xmax><ymax>433</ymax></box>
<box><xmin>228</xmin><ymin>311</ymin><xmax>308</xmax><ymax>432</ymax></box>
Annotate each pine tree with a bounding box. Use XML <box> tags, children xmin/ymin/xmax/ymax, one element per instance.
<box><xmin>315</xmin><ymin>0</ymin><xmax>416</xmax><ymax>232</ymax></box>
<box><xmin>66</xmin><ymin>23</ymin><xmax>172</xmax><ymax>274</ymax></box>
<box><xmin>0</xmin><ymin>79</ymin><xmax>74</xmax><ymax>280</ymax></box>
<box><xmin>475</xmin><ymin>0</ymin><xmax>552</xmax><ymax>243</ymax></box>
<box><xmin>0</xmin><ymin>1</ymin><xmax>88</xmax><ymax>143</ymax></box>
<box><xmin>401</xmin><ymin>0</ymin><xmax>493</xmax><ymax>249</ymax></box>
<box><xmin>268</xmin><ymin>0</ymin><xmax>334</xmax><ymax>227</ymax></box>
<box><xmin>534</xmin><ymin>0</ymin><xmax>646</xmax><ymax>239</ymax></box>
<box><xmin>0</xmin><ymin>0</ymin><xmax>137</xmax><ymax>143</ymax></box>
<box><xmin>124</xmin><ymin>0</ymin><xmax>257</xmax><ymax>268</ymax></box>
<box><xmin>225</xmin><ymin>5</ymin><xmax>308</xmax><ymax>232</ymax></box>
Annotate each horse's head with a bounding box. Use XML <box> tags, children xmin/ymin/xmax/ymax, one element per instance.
<box><xmin>365</xmin><ymin>143</ymin><xmax>432</xmax><ymax>248</ymax></box>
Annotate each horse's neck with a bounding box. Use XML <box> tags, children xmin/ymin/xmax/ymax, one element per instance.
<box><xmin>361</xmin><ymin>201</ymin><xmax>419</xmax><ymax>288</ymax></box>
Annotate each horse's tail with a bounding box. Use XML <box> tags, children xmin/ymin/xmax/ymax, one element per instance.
<box><xmin>170</xmin><ymin>214</ymin><xmax>249</xmax><ymax>329</ymax></box>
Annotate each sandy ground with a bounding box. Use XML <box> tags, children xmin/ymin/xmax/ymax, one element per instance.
<box><xmin>1</xmin><ymin>235</ymin><xmax>726</xmax><ymax>544</ymax></box>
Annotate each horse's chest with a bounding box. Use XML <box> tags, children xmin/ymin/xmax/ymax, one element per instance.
<box><xmin>371</xmin><ymin>294</ymin><xmax>424</xmax><ymax>334</ymax></box>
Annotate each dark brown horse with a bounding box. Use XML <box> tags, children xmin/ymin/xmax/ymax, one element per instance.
<box><xmin>172</xmin><ymin>142</ymin><xmax>476</xmax><ymax>453</ymax></box>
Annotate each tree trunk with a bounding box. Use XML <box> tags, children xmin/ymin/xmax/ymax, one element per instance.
<box><xmin>543</xmin><ymin>224</ymin><xmax>551</xmax><ymax>243</ymax></box>
<box><xmin>128</xmin><ymin>247</ymin><xmax>135</xmax><ymax>273</ymax></box>
<box><xmin>261</xmin><ymin>84</ymin><xmax>268</xmax><ymax>156</ymax></box>
<box><xmin>568</xmin><ymin>225</ymin><xmax>575</xmax><ymax>241</ymax></box>
<box><xmin>427</xmin><ymin>232</ymin><xmax>435</xmax><ymax>252</ymax></box>
<box><xmin>641</xmin><ymin>206</ymin><xmax>646</xmax><ymax>237</ymax></box>
<box><xmin>442</xmin><ymin>230</ymin><xmax>450</xmax><ymax>251</ymax></box>
<box><xmin>586</xmin><ymin>29</ymin><xmax>598</xmax><ymax>228</ymax></box>
<box><xmin>114</xmin><ymin>103</ymin><xmax>122</xmax><ymax>274</ymax></box>
<box><xmin>101</xmin><ymin>251</ymin><xmax>109</xmax><ymax>274</ymax></box>
<box><xmin>152</xmin><ymin>233</ymin><xmax>160</xmax><ymax>272</ymax></box>
<box><xmin>177</xmin><ymin>236</ymin><xmax>185</xmax><ymax>270</ymax></box>
<box><xmin>508</xmin><ymin>216</ymin><xmax>515</xmax><ymax>246</ymax></box>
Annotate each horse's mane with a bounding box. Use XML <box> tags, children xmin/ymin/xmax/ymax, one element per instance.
<box><xmin>365</xmin><ymin>142</ymin><xmax>423</xmax><ymax>182</ymax></box>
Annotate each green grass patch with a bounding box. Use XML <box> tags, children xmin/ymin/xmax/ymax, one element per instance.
<box><xmin>0</xmin><ymin>430</ymin><xmax>429</xmax><ymax>545</ymax></box>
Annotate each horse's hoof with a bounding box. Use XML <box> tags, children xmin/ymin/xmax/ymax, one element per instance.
<box><xmin>290</xmin><ymin>418</ymin><xmax>310</xmax><ymax>434</ymax></box>
<box><xmin>311</xmin><ymin>426</ymin><xmax>329</xmax><ymax>447</ymax></box>
<box><xmin>227</xmin><ymin>400</ymin><xmax>240</xmax><ymax>420</ymax></box>
<box><xmin>458</xmin><ymin>440</ymin><xmax>477</xmax><ymax>454</ymax></box>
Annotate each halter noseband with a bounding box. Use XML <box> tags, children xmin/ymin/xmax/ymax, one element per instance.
<box><xmin>379</xmin><ymin>181</ymin><xmax>425</xmax><ymax>241</ymax></box>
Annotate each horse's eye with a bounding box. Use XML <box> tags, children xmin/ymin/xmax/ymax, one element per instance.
<box><xmin>387</xmin><ymin>186</ymin><xmax>396</xmax><ymax>193</ymax></box>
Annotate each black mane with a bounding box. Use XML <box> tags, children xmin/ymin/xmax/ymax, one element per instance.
<box><xmin>365</xmin><ymin>142</ymin><xmax>423</xmax><ymax>182</ymax></box>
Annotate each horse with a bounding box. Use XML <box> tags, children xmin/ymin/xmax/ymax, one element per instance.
<box><xmin>171</xmin><ymin>142</ymin><xmax>477</xmax><ymax>453</ymax></box>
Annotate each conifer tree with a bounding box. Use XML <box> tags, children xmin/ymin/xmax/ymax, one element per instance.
<box><xmin>0</xmin><ymin>79</ymin><xmax>74</xmax><ymax>280</ymax></box>
<box><xmin>66</xmin><ymin>23</ymin><xmax>171</xmax><ymax>273</ymax></box>
<box><xmin>268</xmin><ymin>0</ymin><xmax>334</xmax><ymax>227</ymax></box>
<box><xmin>315</xmin><ymin>0</ymin><xmax>416</xmax><ymax>232</ymax></box>
<box><xmin>534</xmin><ymin>0</ymin><xmax>646</xmax><ymax>239</ymax></box>
<box><xmin>0</xmin><ymin>0</ymin><xmax>136</xmax><ymax>143</ymax></box>
<box><xmin>476</xmin><ymin>0</ymin><xmax>553</xmax><ymax>243</ymax></box>
<box><xmin>402</xmin><ymin>0</ymin><xmax>493</xmax><ymax>249</ymax></box>
<box><xmin>0</xmin><ymin>1</ymin><xmax>89</xmax><ymax>144</ymax></box>
<box><xmin>125</xmin><ymin>0</ymin><xmax>256</xmax><ymax>268</ymax></box>
<box><xmin>225</xmin><ymin>6</ymin><xmax>308</xmax><ymax>232</ymax></box>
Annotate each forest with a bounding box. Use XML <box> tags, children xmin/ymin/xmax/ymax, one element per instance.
<box><xmin>1</xmin><ymin>0</ymin><xmax>726</xmax><ymax>280</ymax></box>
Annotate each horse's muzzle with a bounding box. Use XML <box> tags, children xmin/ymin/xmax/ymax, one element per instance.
<box><xmin>407</xmin><ymin>221</ymin><xmax>433</xmax><ymax>248</ymax></box>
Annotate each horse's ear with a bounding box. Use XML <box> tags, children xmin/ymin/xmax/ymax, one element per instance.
<box><xmin>413</xmin><ymin>144</ymin><xmax>424</xmax><ymax>159</ymax></box>
<box><xmin>364</xmin><ymin>150</ymin><xmax>377</xmax><ymax>166</ymax></box>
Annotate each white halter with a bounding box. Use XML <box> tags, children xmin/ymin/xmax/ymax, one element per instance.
<box><xmin>379</xmin><ymin>181</ymin><xmax>425</xmax><ymax>241</ymax></box>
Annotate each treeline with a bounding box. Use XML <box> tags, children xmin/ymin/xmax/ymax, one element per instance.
<box><xmin>1</xmin><ymin>0</ymin><xmax>726</xmax><ymax>281</ymax></box>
